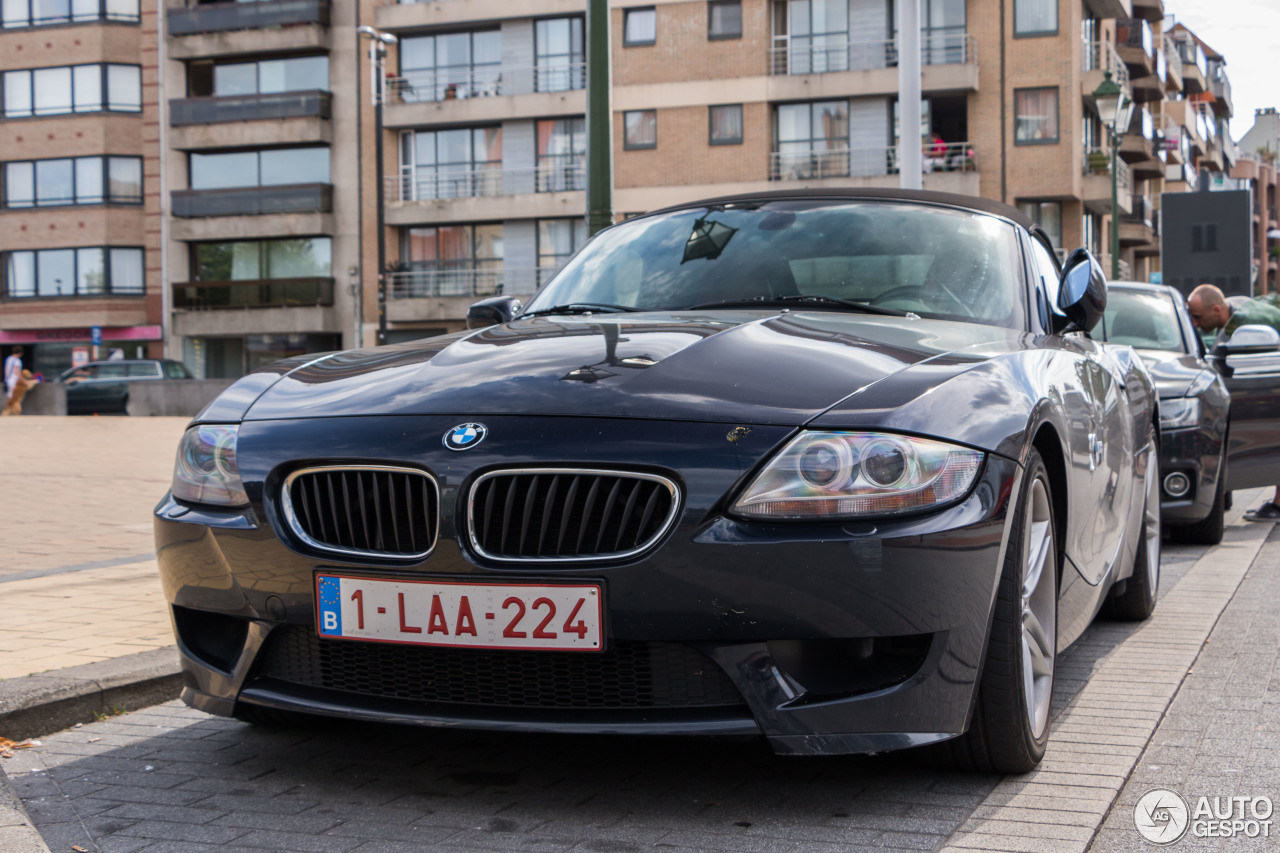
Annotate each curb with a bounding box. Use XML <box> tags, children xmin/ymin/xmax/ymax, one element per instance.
<box><xmin>0</xmin><ymin>647</ymin><xmax>181</xmax><ymax>853</ymax></box>
<box><xmin>0</xmin><ymin>646</ymin><xmax>182</xmax><ymax>742</ymax></box>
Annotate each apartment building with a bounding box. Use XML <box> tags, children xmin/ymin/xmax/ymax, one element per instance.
<box><xmin>1232</xmin><ymin>108</ymin><xmax>1279</xmax><ymax>295</ymax></box>
<box><xmin>160</xmin><ymin>0</ymin><xmax>361</xmax><ymax>378</ymax></box>
<box><xmin>0</xmin><ymin>1</ymin><xmax>156</xmax><ymax>379</ymax></box>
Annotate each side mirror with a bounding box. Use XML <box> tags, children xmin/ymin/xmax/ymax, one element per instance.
<box><xmin>1056</xmin><ymin>248</ymin><xmax>1107</xmax><ymax>334</ymax></box>
<box><xmin>1218</xmin><ymin>324</ymin><xmax>1280</xmax><ymax>354</ymax></box>
<box><xmin>467</xmin><ymin>296</ymin><xmax>523</xmax><ymax>329</ymax></box>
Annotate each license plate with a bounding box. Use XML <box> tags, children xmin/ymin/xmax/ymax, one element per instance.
<box><xmin>315</xmin><ymin>574</ymin><xmax>603</xmax><ymax>652</ymax></box>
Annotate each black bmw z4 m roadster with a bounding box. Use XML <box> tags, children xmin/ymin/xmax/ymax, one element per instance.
<box><xmin>155</xmin><ymin>189</ymin><xmax>1161</xmax><ymax>773</ymax></box>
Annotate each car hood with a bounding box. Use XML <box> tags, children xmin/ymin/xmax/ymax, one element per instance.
<box><xmin>1132</xmin><ymin>348</ymin><xmax>1206</xmax><ymax>398</ymax></box>
<box><xmin>238</xmin><ymin>311</ymin><xmax>1028</xmax><ymax>426</ymax></box>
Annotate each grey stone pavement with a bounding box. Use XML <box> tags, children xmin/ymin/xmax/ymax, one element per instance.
<box><xmin>0</xmin><ymin>419</ymin><xmax>1277</xmax><ymax>852</ymax></box>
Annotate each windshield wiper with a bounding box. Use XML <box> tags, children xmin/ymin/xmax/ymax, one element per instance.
<box><xmin>521</xmin><ymin>303</ymin><xmax>642</xmax><ymax>317</ymax></box>
<box><xmin>687</xmin><ymin>295</ymin><xmax>910</xmax><ymax>316</ymax></box>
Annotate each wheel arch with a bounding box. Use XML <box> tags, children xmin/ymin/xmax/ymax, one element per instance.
<box><xmin>1030</xmin><ymin>422</ymin><xmax>1067</xmax><ymax>581</ymax></box>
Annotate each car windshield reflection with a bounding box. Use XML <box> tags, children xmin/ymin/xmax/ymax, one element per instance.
<box><xmin>524</xmin><ymin>201</ymin><xmax>1025</xmax><ymax>329</ymax></box>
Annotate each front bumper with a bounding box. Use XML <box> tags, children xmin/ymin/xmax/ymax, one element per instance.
<box><xmin>1158</xmin><ymin>424</ymin><xmax>1223</xmax><ymax>524</ymax></box>
<box><xmin>155</xmin><ymin>415</ymin><xmax>1019</xmax><ymax>756</ymax></box>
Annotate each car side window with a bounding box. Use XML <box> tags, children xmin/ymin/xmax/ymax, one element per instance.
<box><xmin>97</xmin><ymin>364</ymin><xmax>129</xmax><ymax>379</ymax></box>
<box><xmin>64</xmin><ymin>366</ymin><xmax>96</xmax><ymax>383</ymax></box>
<box><xmin>128</xmin><ymin>362</ymin><xmax>161</xmax><ymax>378</ymax></box>
<box><xmin>164</xmin><ymin>361</ymin><xmax>190</xmax><ymax>379</ymax></box>
<box><xmin>1028</xmin><ymin>238</ymin><xmax>1064</xmax><ymax>326</ymax></box>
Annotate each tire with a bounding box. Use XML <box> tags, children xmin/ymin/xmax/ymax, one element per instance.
<box><xmin>1169</xmin><ymin>461</ymin><xmax>1225</xmax><ymax>546</ymax></box>
<box><xmin>1107</xmin><ymin>425</ymin><xmax>1161</xmax><ymax>620</ymax></box>
<box><xmin>946</xmin><ymin>449</ymin><xmax>1057</xmax><ymax>774</ymax></box>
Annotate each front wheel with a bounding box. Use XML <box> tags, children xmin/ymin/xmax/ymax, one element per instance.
<box><xmin>946</xmin><ymin>450</ymin><xmax>1057</xmax><ymax>773</ymax></box>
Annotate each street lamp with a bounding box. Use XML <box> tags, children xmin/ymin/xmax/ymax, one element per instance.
<box><xmin>358</xmin><ymin>25</ymin><xmax>398</xmax><ymax>346</ymax></box>
<box><xmin>1092</xmin><ymin>71</ymin><xmax>1134</xmax><ymax>280</ymax></box>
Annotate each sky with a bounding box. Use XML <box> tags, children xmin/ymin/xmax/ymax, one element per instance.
<box><xmin>1164</xmin><ymin>0</ymin><xmax>1280</xmax><ymax>144</ymax></box>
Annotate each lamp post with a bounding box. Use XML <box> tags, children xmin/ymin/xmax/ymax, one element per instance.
<box><xmin>358</xmin><ymin>25</ymin><xmax>398</xmax><ymax>346</ymax></box>
<box><xmin>1091</xmin><ymin>71</ymin><xmax>1133</xmax><ymax>280</ymax></box>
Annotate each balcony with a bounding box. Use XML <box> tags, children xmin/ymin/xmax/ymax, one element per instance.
<box><xmin>171</xmin><ymin>184</ymin><xmax>333</xmax><ymax>218</ymax></box>
<box><xmin>770</xmin><ymin>142</ymin><xmax>976</xmax><ymax>181</ymax></box>
<box><xmin>169</xmin><ymin>91</ymin><xmax>331</xmax><ymax>126</ymax></box>
<box><xmin>1121</xmin><ymin>195</ymin><xmax>1157</xmax><ymax>251</ymax></box>
<box><xmin>1165</xmin><ymin>160</ymin><xmax>1197</xmax><ymax>188</ymax></box>
<box><xmin>1162</xmin><ymin>36</ymin><xmax>1182</xmax><ymax>93</ymax></box>
<box><xmin>767</xmin><ymin>32</ymin><xmax>975</xmax><ymax>75</ymax></box>
<box><xmin>167</xmin><ymin>0</ymin><xmax>330</xmax><ymax>36</ymax></box>
<box><xmin>1082</xmin><ymin>39</ymin><xmax>1130</xmax><ymax>102</ymax></box>
<box><xmin>172</xmin><ymin>277</ymin><xmax>334</xmax><ymax>310</ymax></box>
<box><xmin>1115</xmin><ymin>19</ymin><xmax>1155</xmax><ymax>83</ymax></box>
<box><xmin>388</xmin><ymin>62</ymin><xmax>584</xmax><ymax>105</ymax></box>
<box><xmin>1082</xmin><ymin>146</ymin><xmax>1133</xmax><ymax>217</ymax></box>
<box><xmin>388</xmin><ymin>160</ymin><xmax>585</xmax><ymax>202</ymax></box>
<box><xmin>1174</xmin><ymin>37</ymin><xmax>1207</xmax><ymax>94</ymax></box>
<box><xmin>1210</xmin><ymin>66</ymin><xmax>1234</xmax><ymax>118</ymax></box>
<box><xmin>1130</xmin><ymin>0</ymin><xmax>1163</xmax><ymax>22</ymax></box>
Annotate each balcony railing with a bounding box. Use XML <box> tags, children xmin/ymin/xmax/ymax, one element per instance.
<box><xmin>388</xmin><ymin>61</ymin><xmax>585</xmax><ymax>104</ymax></box>
<box><xmin>1116</xmin><ymin>19</ymin><xmax>1153</xmax><ymax>56</ymax></box>
<box><xmin>1083</xmin><ymin>39</ymin><xmax>1130</xmax><ymax>92</ymax></box>
<box><xmin>168</xmin><ymin>0</ymin><xmax>330</xmax><ymax>36</ymax></box>
<box><xmin>388</xmin><ymin>267</ymin><xmax>555</xmax><ymax>299</ymax></box>
<box><xmin>388</xmin><ymin>160</ymin><xmax>586</xmax><ymax>201</ymax></box>
<box><xmin>1127</xmin><ymin>105</ymin><xmax>1153</xmax><ymax>140</ymax></box>
<box><xmin>1125</xmin><ymin>195</ymin><xmax>1154</xmax><ymax>228</ymax></box>
<box><xmin>770</xmin><ymin>142</ymin><xmax>975</xmax><ymax>181</ymax></box>
<box><xmin>1175</xmin><ymin>37</ymin><xmax>1208</xmax><ymax>78</ymax></box>
<box><xmin>171</xmin><ymin>184</ymin><xmax>333</xmax><ymax>217</ymax></box>
<box><xmin>1083</xmin><ymin>146</ymin><xmax>1132</xmax><ymax>194</ymax></box>
<box><xmin>169</xmin><ymin>91</ymin><xmax>332</xmax><ymax>126</ymax></box>
<box><xmin>173</xmin><ymin>277</ymin><xmax>334</xmax><ymax>310</ymax></box>
<box><xmin>1163</xmin><ymin>36</ymin><xmax>1183</xmax><ymax>81</ymax></box>
<box><xmin>767</xmin><ymin>31</ymin><xmax>974</xmax><ymax>75</ymax></box>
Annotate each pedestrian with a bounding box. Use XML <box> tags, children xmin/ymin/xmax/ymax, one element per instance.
<box><xmin>4</xmin><ymin>345</ymin><xmax>24</xmax><ymax>405</ymax></box>
<box><xmin>1186</xmin><ymin>283</ymin><xmax>1280</xmax><ymax>520</ymax></box>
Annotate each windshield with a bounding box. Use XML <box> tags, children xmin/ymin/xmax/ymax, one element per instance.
<box><xmin>1097</xmin><ymin>289</ymin><xmax>1187</xmax><ymax>352</ymax></box>
<box><xmin>523</xmin><ymin>201</ymin><xmax>1026</xmax><ymax>328</ymax></box>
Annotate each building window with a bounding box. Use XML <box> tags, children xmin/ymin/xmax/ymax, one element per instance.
<box><xmin>623</xmin><ymin>7</ymin><xmax>656</xmax><ymax>46</ymax></box>
<box><xmin>193</xmin><ymin>238</ymin><xmax>332</xmax><ymax>283</ymax></box>
<box><xmin>3</xmin><ymin>156</ymin><xmax>141</xmax><ymax>208</ymax></box>
<box><xmin>4</xmin><ymin>247</ymin><xmax>143</xmax><ymax>298</ymax></box>
<box><xmin>1018</xmin><ymin>201</ymin><xmax>1063</xmax><ymax>250</ymax></box>
<box><xmin>782</xmin><ymin>0</ymin><xmax>849</xmax><ymax>74</ymax></box>
<box><xmin>535</xmin><ymin>17</ymin><xmax>585</xmax><ymax>93</ymax></box>
<box><xmin>538</xmin><ymin>218</ymin><xmax>588</xmax><ymax>282</ymax></box>
<box><xmin>623</xmin><ymin>110</ymin><xmax>657</xmax><ymax>150</ymax></box>
<box><xmin>708</xmin><ymin>0</ymin><xmax>742</xmax><ymax>39</ymax></box>
<box><xmin>1014</xmin><ymin>0</ymin><xmax>1057</xmax><ymax>36</ymax></box>
<box><xmin>1</xmin><ymin>64</ymin><xmax>140</xmax><ymax>118</ymax></box>
<box><xmin>398</xmin><ymin>225</ymin><xmax>504</xmax><ymax>297</ymax></box>
<box><xmin>397</xmin><ymin>128</ymin><xmax>501</xmax><ymax>200</ymax></box>
<box><xmin>709</xmin><ymin>104</ymin><xmax>744</xmax><ymax>145</ymax></box>
<box><xmin>398</xmin><ymin>29</ymin><xmax>501</xmax><ymax>102</ymax></box>
<box><xmin>0</xmin><ymin>0</ymin><xmax>138</xmax><ymax>28</ymax></box>
<box><xmin>774</xmin><ymin>100</ymin><xmax>849</xmax><ymax>179</ymax></box>
<box><xmin>189</xmin><ymin>147</ymin><xmax>330</xmax><ymax>190</ymax></box>
<box><xmin>1191</xmin><ymin>224</ymin><xmax>1218</xmax><ymax>253</ymax></box>
<box><xmin>1014</xmin><ymin>87</ymin><xmax>1058</xmax><ymax>145</ymax></box>
<box><xmin>537</xmin><ymin>118</ymin><xmax>586</xmax><ymax>192</ymax></box>
<box><xmin>186</xmin><ymin>55</ymin><xmax>329</xmax><ymax>98</ymax></box>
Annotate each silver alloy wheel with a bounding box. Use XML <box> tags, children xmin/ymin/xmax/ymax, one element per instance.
<box><xmin>1021</xmin><ymin>476</ymin><xmax>1056</xmax><ymax>740</ymax></box>
<box><xmin>1142</xmin><ymin>443</ymin><xmax>1161</xmax><ymax>592</ymax></box>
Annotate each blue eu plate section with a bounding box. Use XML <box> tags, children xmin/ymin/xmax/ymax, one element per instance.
<box><xmin>316</xmin><ymin>575</ymin><xmax>342</xmax><ymax>636</ymax></box>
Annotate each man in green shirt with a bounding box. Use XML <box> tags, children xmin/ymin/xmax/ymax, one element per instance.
<box><xmin>1186</xmin><ymin>283</ymin><xmax>1280</xmax><ymax>520</ymax></box>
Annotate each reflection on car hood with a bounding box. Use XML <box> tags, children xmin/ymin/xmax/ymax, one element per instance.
<box><xmin>1132</xmin><ymin>347</ymin><xmax>1206</xmax><ymax>398</ymax></box>
<box><xmin>242</xmin><ymin>311</ymin><xmax>1029</xmax><ymax>425</ymax></box>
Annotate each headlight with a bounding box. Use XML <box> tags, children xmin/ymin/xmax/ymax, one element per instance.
<box><xmin>732</xmin><ymin>431</ymin><xmax>984</xmax><ymax>520</ymax></box>
<box><xmin>172</xmin><ymin>424</ymin><xmax>248</xmax><ymax>506</ymax></box>
<box><xmin>1159</xmin><ymin>397</ymin><xmax>1201</xmax><ymax>430</ymax></box>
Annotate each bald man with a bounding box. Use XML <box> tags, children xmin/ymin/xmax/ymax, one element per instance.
<box><xmin>1187</xmin><ymin>284</ymin><xmax>1280</xmax><ymax>342</ymax></box>
<box><xmin>1186</xmin><ymin>284</ymin><xmax>1280</xmax><ymax>520</ymax></box>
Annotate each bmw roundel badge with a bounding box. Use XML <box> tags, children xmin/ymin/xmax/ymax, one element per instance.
<box><xmin>444</xmin><ymin>423</ymin><xmax>488</xmax><ymax>451</ymax></box>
